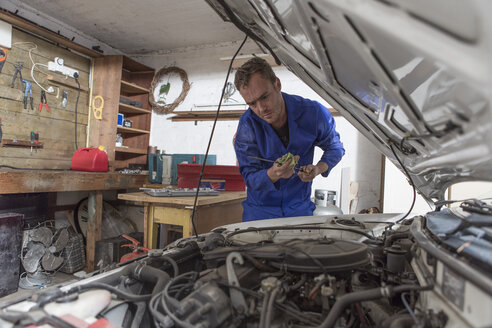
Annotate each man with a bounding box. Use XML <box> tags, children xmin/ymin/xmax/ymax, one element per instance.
<box><xmin>234</xmin><ymin>57</ymin><xmax>345</xmax><ymax>221</ymax></box>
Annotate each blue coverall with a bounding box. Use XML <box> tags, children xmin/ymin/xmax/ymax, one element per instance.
<box><xmin>234</xmin><ymin>92</ymin><xmax>345</xmax><ymax>221</ymax></box>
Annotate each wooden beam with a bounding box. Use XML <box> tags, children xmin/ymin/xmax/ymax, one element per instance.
<box><xmin>47</xmin><ymin>74</ymin><xmax>90</xmax><ymax>92</ymax></box>
<box><xmin>86</xmin><ymin>190</ymin><xmax>103</xmax><ymax>272</ymax></box>
<box><xmin>0</xmin><ymin>170</ymin><xmax>146</xmax><ymax>194</ymax></box>
<box><xmin>0</xmin><ymin>9</ymin><xmax>103</xmax><ymax>58</ymax></box>
<box><xmin>170</xmin><ymin>107</ymin><xmax>339</xmax><ymax>122</ymax></box>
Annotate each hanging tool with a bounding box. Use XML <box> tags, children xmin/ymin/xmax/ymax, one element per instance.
<box><xmin>11</xmin><ymin>62</ymin><xmax>23</xmax><ymax>89</ymax></box>
<box><xmin>38</xmin><ymin>90</ymin><xmax>50</xmax><ymax>112</ymax></box>
<box><xmin>22</xmin><ymin>80</ymin><xmax>33</xmax><ymax>110</ymax></box>
<box><xmin>0</xmin><ymin>48</ymin><xmax>6</xmax><ymax>73</ymax></box>
<box><xmin>0</xmin><ymin>117</ymin><xmax>2</xmax><ymax>144</ymax></box>
<box><xmin>30</xmin><ymin>131</ymin><xmax>39</xmax><ymax>153</ymax></box>
<box><xmin>30</xmin><ymin>130</ymin><xmax>35</xmax><ymax>153</ymax></box>
<box><xmin>61</xmin><ymin>90</ymin><xmax>68</xmax><ymax>108</ymax></box>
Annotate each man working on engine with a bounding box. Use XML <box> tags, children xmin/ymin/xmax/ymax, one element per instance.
<box><xmin>234</xmin><ymin>57</ymin><xmax>345</xmax><ymax>221</ymax></box>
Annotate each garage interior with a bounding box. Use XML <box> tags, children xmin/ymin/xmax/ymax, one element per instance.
<box><xmin>0</xmin><ymin>0</ymin><xmax>437</xmax><ymax>300</ymax></box>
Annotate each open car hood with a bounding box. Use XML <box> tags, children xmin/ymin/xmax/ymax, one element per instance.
<box><xmin>206</xmin><ymin>0</ymin><xmax>492</xmax><ymax>202</ymax></box>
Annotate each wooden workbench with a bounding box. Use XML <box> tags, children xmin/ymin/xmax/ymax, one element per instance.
<box><xmin>0</xmin><ymin>170</ymin><xmax>146</xmax><ymax>271</ymax></box>
<box><xmin>118</xmin><ymin>191</ymin><xmax>246</xmax><ymax>248</ymax></box>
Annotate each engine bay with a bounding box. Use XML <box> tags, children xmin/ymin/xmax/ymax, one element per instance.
<box><xmin>1</xmin><ymin>212</ymin><xmax>491</xmax><ymax>328</ymax></box>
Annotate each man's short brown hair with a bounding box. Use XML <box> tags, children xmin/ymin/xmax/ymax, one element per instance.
<box><xmin>234</xmin><ymin>57</ymin><xmax>276</xmax><ymax>90</ymax></box>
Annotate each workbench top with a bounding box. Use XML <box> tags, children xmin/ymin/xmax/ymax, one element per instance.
<box><xmin>118</xmin><ymin>191</ymin><xmax>247</xmax><ymax>207</ymax></box>
<box><xmin>0</xmin><ymin>170</ymin><xmax>146</xmax><ymax>194</ymax></box>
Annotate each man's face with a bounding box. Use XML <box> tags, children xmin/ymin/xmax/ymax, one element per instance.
<box><xmin>239</xmin><ymin>72</ymin><xmax>286</xmax><ymax>128</ymax></box>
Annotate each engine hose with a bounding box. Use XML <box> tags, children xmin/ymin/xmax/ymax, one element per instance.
<box><xmin>134</xmin><ymin>264</ymin><xmax>171</xmax><ymax>296</ymax></box>
<box><xmin>259</xmin><ymin>290</ymin><xmax>271</xmax><ymax>328</ymax></box>
<box><xmin>160</xmin><ymin>255</ymin><xmax>179</xmax><ymax>278</ymax></box>
<box><xmin>384</xmin><ymin>232</ymin><xmax>410</xmax><ymax>247</ymax></box>
<box><xmin>126</xmin><ymin>265</ymin><xmax>170</xmax><ymax>328</ymax></box>
<box><xmin>130</xmin><ymin>301</ymin><xmax>147</xmax><ymax>328</ymax></box>
<box><xmin>317</xmin><ymin>284</ymin><xmax>432</xmax><ymax>328</ymax></box>
<box><xmin>264</xmin><ymin>287</ymin><xmax>280</xmax><ymax>328</ymax></box>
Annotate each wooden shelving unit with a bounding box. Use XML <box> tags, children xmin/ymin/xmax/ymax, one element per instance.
<box><xmin>117</xmin><ymin>126</ymin><xmax>151</xmax><ymax>134</ymax></box>
<box><xmin>115</xmin><ymin>147</ymin><xmax>148</xmax><ymax>154</ymax></box>
<box><xmin>90</xmin><ymin>55</ymin><xmax>154</xmax><ymax>170</ymax></box>
<box><xmin>119</xmin><ymin>103</ymin><xmax>152</xmax><ymax>115</ymax></box>
<box><xmin>120</xmin><ymin>80</ymin><xmax>150</xmax><ymax>95</ymax></box>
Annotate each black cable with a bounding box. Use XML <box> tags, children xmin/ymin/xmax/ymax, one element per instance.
<box><xmin>389</xmin><ymin>143</ymin><xmax>417</xmax><ymax>223</ymax></box>
<box><xmin>74</xmin><ymin>73</ymin><xmax>81</xmax><ymax>150</ymax></box>
<box><xmin>189</xmin><ymin>34</ymin><xmax>248</xmax><ymax>238</ymax></box>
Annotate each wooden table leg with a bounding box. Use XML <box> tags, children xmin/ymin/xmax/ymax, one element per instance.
<box><xmin>86</xmin><ymin>191</ymin><xmax>103</xmax><ymax>272</ymax></box>
<box><xmin>146</xmin><ymin>204</ymin><xmax>159</xmax><ymax>250</ymax></box>
<box><xmin>143</xmin><ymin>203</ymin><xmax>149</xmax><ymax>249</ymax></box>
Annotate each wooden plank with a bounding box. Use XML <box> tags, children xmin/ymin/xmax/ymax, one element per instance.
<box><xmin>0</xmin><ymin>11</ymin><xmax>103</xmax><ymax>58</ymax></box>
<box><xmin>0</xmin><ymin>170</ymin><xmax>146</xmax><ymax>194</ymax></box>
<box><xmin>86</xmin><ymin>190</ymin><xmax>103</xmax><ymax>272</ymax></box>
<box><xmin>2</xmin><ymin>139</ymin><xmax>43</xmax><ymax>148</ymax></box>
<box><xmin>115</xmin><ymin>146</ymin><xmax>148</xmax><ymax>154</ymax></box>
<box><xmin>89</xmin><ymin>56</ymin><xmax>123</xmax><ymax>167</ymax></box>
<box><xmin>10</xmin><ymin>29</ymin><xmax>91</xmax><ymax>74</ymax></box>
<box><xmin>117</xmin><ymin>126</ymin><xmax>150</xmax><ymax>134</ymax></box>
<box><xmin>194</xmin><ymin>200</ymin><xmax>243</xmax><ymax>234</ymax></box>
<box><xmin>5</xmin><ymin>35</ymin><xmax>90</xmax><ymax>87</ymax></box>
<box><xmin>118</xmin><ymin>191</ymin><xmax>247</xmax><ymax>207</ymax></box>
<box><xmin>122</xmin><ymin>57</ymin><xmax>154</xmax><ymax>73</ymax></box>
<box><xmin>170</xmin><ymin>107</ymin><xmax>339</xmax><ymax>122</ymax></box>
<box><xmin>172</xmin><ymin>116</ymin><xmax>242</xmax><ymax>122</ymax></box>
<box><xmin>119</xmin><ymin>103</ymin><xmax>151</xmax><ymax>115</ymax></box>
<box><xmin>121</xmin><ymin>80</ymin><xmax>150</xmax><ymax>95</ymax></box>
<box><xmin>47</xmin><ymin>75</ymin><xmax>89</xmax><ymax>92</ymax></box>
<box><xmin>4</xmin><ymin>48</ymin><xmax>90</xmax><ymax>88</ymax></box>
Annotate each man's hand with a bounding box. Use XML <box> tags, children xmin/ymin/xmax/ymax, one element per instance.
<box><xmin>267</xmin><ymin>155</ymin><xmax>299</xmax><ymax>183</ymax></box>
<box><xmin>298</xmin><ymin>162</ymin><xmax>329</xmax><ymax>182</ymax></box>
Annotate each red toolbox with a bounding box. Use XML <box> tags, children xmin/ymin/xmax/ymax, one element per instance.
<box><xmin>177</xmin><ymin>164</ymin><xmax>245</xmax><ymax>191</ymax></box>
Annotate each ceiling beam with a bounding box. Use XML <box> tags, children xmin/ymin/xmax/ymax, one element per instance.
<box><xmin>0</xmin><ymin>9</ymin><xmax>103</xmax><ymax>58</ymax></box>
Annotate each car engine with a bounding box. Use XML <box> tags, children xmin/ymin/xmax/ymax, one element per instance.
<box><xmin>5</xmin><ymin>213</ymin><xmax>482</xmax><ymax>328</ymax></box>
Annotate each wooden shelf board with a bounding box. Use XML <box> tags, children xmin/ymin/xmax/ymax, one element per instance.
<box><xmin>170</xmin><ymin>107</ymin><xmax>339</xmax><ymax>122</ymax></box>
<box><xmin>120</xmin><ymin>80</ymin><xmax>150</xmax><ymax>95</ymax></box>
<box><xmin>2</xmin><ymin>139</ymin><xmax>44</xmax><ymax>148</ymax></box>
<box><xmin>119</xmin><ymin>103</ymin><xmax>151</xmax><ymax>114</ymax></box>
<box><xmin>116</xmin><ymin>147</ymin><xmax>148</xmax><ymax>154</ymax></box>
<box><xmin>0</xmin><ymin>170</ymin><xmax>146</xmax><ymax>194</ymax></box>
<box><xmin>47</xmin><ymin>74</ymin><xmax>89</xmax><ymax>92</ymax></box>
<box><xmin>170</xmin><ymin>110</ymin><xmax>245</xmax><ymax>122</ymax></box>
<box><xmin>122</xmin><ymin>56</ymin><xmax>154</xmax><ymax>72</ymax></box>
<box><xmin>117</xmin><ymin>126</ymin><xmax>150</xmax><ymax>134</ymax></box>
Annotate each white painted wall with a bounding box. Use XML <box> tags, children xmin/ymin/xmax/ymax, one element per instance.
<box><xmin>134</xmin><ymin>40</ymin><xmax>383</xmax><ymax>213</ymax></box>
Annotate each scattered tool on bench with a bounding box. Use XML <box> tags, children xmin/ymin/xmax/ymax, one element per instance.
<box><xmin>11</xmin><ymin>62</ymin><xmax>23</xmax><ymax>89</ymax></box>
<box><xmin>0</xmin><ymin>48</ymin><xmax>6</xmax><ymax>73</ymax></box>
<box><xmin>38</xmin><ymin>90</ymin><xmax>50</xmax><ymax>112</ymax></box>
<box><xmin>22</xmin><ymin>80</ymin><xmax>33</xmax><ymax>110</ymax></box>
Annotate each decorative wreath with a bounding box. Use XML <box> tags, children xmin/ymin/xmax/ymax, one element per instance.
<box><xmin>149</xmin><ymin>66</ymin><xmax>191</xmax><ymax>114</ymax></box>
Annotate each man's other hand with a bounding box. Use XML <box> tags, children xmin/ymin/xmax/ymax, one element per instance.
<box><xmin>298</xmin><ymin>162</ymin><xmax>328</xmax><ymax>182</ymax></box>
<box><xmin>267</xmin><ymin>155</ymin><xmax>299</xmax><ymax>183</ymax></box>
